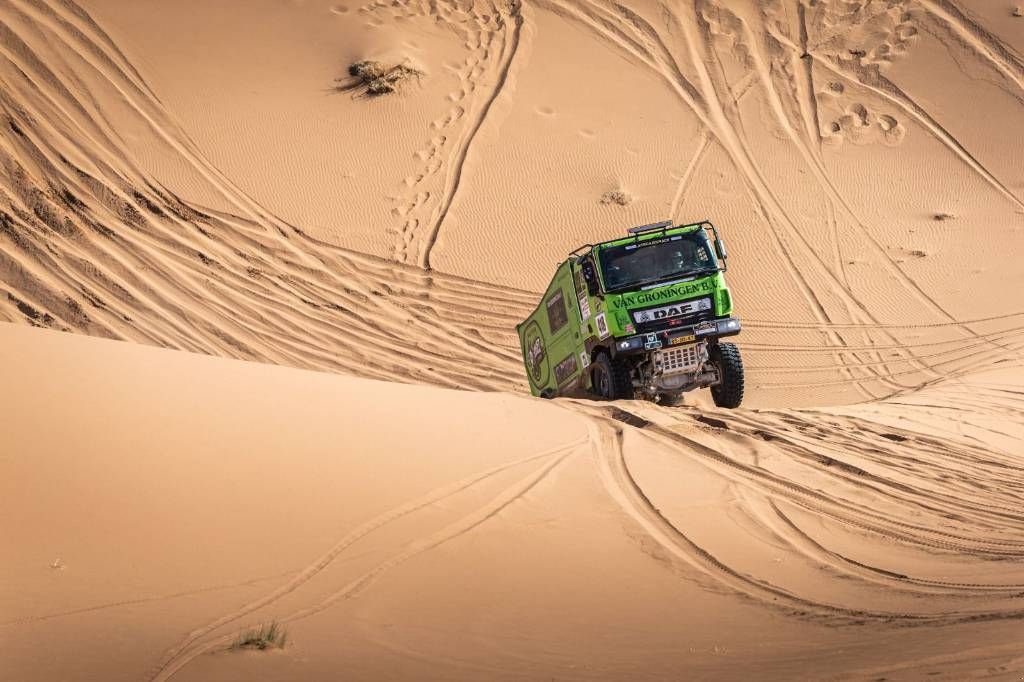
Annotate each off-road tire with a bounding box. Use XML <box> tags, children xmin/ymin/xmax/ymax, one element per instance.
<box><xmin>591</xmin><ymin>353</ymin><xmax>633</xmax><ymax>400</ymax></box>
<box><xmin>709</xmin><ymin>342</ymin><xmax>744</xmax><ymax>408</ymax></box>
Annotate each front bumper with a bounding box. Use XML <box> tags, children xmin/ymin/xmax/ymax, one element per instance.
<box><xmin>612</xmin><ymin>316</ymin><xmax>741</xmax><ymax>355</ymax></box>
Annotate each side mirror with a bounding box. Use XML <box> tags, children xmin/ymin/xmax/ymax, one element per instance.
<box><xmin>582</xmin><ymin>261</ymin><xmax>600</xmax><ymax>296</ymax></box>
<box><xmin>714</xmin><ymin>237</ymin><xmax>727</xmax><ymax>260</ymax></box>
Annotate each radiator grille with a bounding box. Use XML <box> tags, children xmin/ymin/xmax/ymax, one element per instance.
<box><xmin>656</xmin><ymin>344</ymin><xmax>701</xmax><ymax>374</ymax></box>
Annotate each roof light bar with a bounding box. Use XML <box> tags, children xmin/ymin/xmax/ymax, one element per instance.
<box><xmin>627</xmin><ymin>220</ymin><xmax>674</xmax><ymax>235</ymax></box>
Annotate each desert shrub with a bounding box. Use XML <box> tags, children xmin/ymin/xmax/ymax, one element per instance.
<box><xmin>341</xmin><ymin>60</ymin><xmax>424</xmax><ymax>96</ymax></box>
<box><xmin>600</xmin><ymin>190</ymin><xmax>632</xmax><ymax>206</ymax></box>
<box><xmin>232</xmin><ymin>621</ymin><xmax>287</xmax><ymax>651</ymax></box>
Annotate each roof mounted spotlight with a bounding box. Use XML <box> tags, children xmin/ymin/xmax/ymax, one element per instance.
<box><xmin>627</xmin><ymin>220</ymin><xmax>674</xmax><ymax>235</ymax></box>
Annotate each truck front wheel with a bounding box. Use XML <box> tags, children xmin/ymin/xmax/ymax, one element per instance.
<box><xmin>591</xmin><ymin>353</ymin><xmax>633</xmax><ymax>400</ymax></box>
<box><xmin>709</xmin><ymin>342</ymin><xmax>744</xmax><ymax>408</ymax></box>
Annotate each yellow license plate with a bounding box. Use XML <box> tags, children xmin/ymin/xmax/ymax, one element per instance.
<box><xmin>670</xmin><ymin>334</ymin><xmax>696</xmax><ymax>346</ymax></box>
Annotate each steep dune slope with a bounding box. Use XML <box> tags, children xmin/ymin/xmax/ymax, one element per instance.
<box><xmin>5</xmin><ymin>325</ymin><xmax>1024</xmax><ymax>681</ymax></box>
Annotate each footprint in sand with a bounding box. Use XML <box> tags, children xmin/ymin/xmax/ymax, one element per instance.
<box><xmin>413</xmin><ymin>137</ymin><xmax>447</xmax><ymax>161</ymax></box>
<box><xmin>431</xmin><ymin>106</ymin><xmax>465</xmax><ymax>130</ymax></box>
<box><xmin>448</xmin><ymin>88</ymin><xmax>469</xmax><ymax>103</ymax></box>
<box><xmin>578</xmin><ymin>128</ymin><xmax>596</xmax><ymax>138</ymax></box>
<box><xmin>329</xmin><ymin>5</ymin><xmax>350</xmax><ymax>14</ymax></box>
<box><xmin>820</xmin><ymin>82</ymin><xmax>844</xmax><ymax>97</ymax></box>
<box><xmin>877</xmin><ymin>114</ymin><xmax>905</xmax><ymax>144</ymax></box>
<box><xmin>824</xmin><ymin>102</ymin><xmax>904</xmax><ymax>147</ymax></box>
<box><xmin>535</xmin><ymin>106</ymin><xmax>555</xmax><ymax>117</ymax></box>
<box><xmin>895</xmin><ymin>24</ymin><xmax>918</xmax><ymax>41</ymax></box>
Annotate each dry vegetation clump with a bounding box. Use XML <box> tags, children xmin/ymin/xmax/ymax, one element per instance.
<box><xmin>232</xmin><ymin>621</ymin><xmax>287</xmax><ymax>651</ymax></box>
<box><xmin>600</xmin><ymin>189</ymin><xmax>633</xmax><ymax>206</ymax></box>
<box><xmin>339</xmin><ymin>60</ymin><xmax>424</xmax><ymax>96</ymax></box>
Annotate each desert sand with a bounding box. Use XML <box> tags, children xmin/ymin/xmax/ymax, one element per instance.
<box><xmin>1</xmin><ymin>0</ymin><xmax>1023</xmax><ymax>679</ymax></box>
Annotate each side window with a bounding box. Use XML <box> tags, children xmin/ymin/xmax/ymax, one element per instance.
<box><xmin>581</xmin><ymin>257</ymin><xmax>600</xmax><ymax>294</ymax></box>
<box><xmin>546</xmin><ymin>289</ymin><xmax>569</xmax><ymax>333</ymax></box>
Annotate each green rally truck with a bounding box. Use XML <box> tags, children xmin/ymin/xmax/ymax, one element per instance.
<box><xmin>516</xmin><ymin>220</ymin><xmax>744</xmax><ymax>407</ymax></box>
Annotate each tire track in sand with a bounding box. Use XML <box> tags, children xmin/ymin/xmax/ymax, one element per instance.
<box><xmin>151</xmin><ymin>438</ymin><xmax>582</xmax><ymax>681</ymax></box>
<box><xmin>561</xmin><ymin>400</ymin><xmax>1024</xmax><ymax>629</ymax></box>
<box><xmin>578</xmin><ymin>409</ymin><xmax>1024</xmax><ymax>625</ymax></box>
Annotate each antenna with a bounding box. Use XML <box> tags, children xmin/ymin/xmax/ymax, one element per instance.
<box><xmin>626</xmin><ymin>220</ymin><xmax>674</xmax><ymax>235</ymax></box>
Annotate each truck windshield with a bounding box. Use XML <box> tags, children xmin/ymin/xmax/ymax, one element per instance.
<box><xmin>598</xmin><ymin>232</ymin><xmax>718</xmax><ymax>292</ymax></box>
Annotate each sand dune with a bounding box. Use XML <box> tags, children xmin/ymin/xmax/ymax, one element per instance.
<box><xmin>2</xmin><ymin>0</ymin><xmax>1024</xmax><ymax>679</ymax></box>
<box><xmin>5</xmin><ymin>325</ymin><xmax>1024</xmax><ymax>681</ymax></box>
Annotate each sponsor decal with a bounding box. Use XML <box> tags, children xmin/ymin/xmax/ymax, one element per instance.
<box><xmin>580</xmin><ymin>351</ymin><xmax>591</xmax><ymax>370</ymax></box>
<box><xmin>632</xmin><ymin>297</ymin><xmax>712</xmax><ymax>324</ymax></box>
<box><xmin>595</xmin><ymin>312</ymin><xmax>610</xmax><ymax>339</ymax></box>
<box><xmin>546</xmin><ymin>289</ymin><xmax>569</xmax><ymax>332</ymax></box>
<box><xmin>624</xmin><ymin>237</ymin><xmax>670</xmax><ymax>250</ymax></box>
<box><xmin>694</xmin><ymin>320</ymin><xmax>717</xmax><ymax>334</ymax></box>
<box><xmin>644</xmin><ymin>333</ymin><xmax>662</xmax><ymax>350</ymax></box>
<box><xmin>523</xmin><ymin>320</ymin><xmax>549</xmax><ymax>387</ymax></box>
<box><xmin>578</xmin><ymin>295</ymin><xmax>591</xmax><ymax>322</ymax></box>
<box><xmin>670</xmin><ymin>334</ymin><xmax>696</xmax><ymax>346</ymax></box>
<box><xmin>554</xmin><ymin>353</ymin><xmax>579</xmax><ymax>385</ymax></box>
<box><xmin>624</xmin><ymin>323</ymin><xmax>635</xmax><ymax>334</ymax></box>
<box><xmin>573</xmin><ymin>267</ymin><xmax>591</xmax><ymax>322</ymax></box>
<box><xmin>610</xmin><ymin>279</ymin><xmax>716</xmax><ymax>310</ymax></box>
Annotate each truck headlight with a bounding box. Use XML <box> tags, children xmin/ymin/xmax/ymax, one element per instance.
<box><xmin>617</xmin><ymin>338</ymin><xmax>643</xmax><ymax>352</ymax></box>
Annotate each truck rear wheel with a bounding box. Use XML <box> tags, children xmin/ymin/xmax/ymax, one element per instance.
<box><xmin>591</xmin><ymin>353</ymin><xmax>633</xmax><ymax>400</ymax></box>
<box><xmin>709</xmin><ymin>342</ymin><xmax>744</xmax><ymax>408</ymax></box>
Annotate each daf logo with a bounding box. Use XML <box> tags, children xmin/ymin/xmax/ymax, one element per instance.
<box><xmin>653</xmin><ymin>302</ymin><xmax>696</xmax><ymax>319</ymax></box>
<box><xmin>633</xmin><ymin>297</ymin><xmax>712</xmax><ymax>324</ymax></box>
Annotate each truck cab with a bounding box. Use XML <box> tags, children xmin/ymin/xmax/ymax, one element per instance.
<box><xmin>517</xmin><ymin>220</ymin><xmax>744</xmax><ymax>407</ymax></box>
